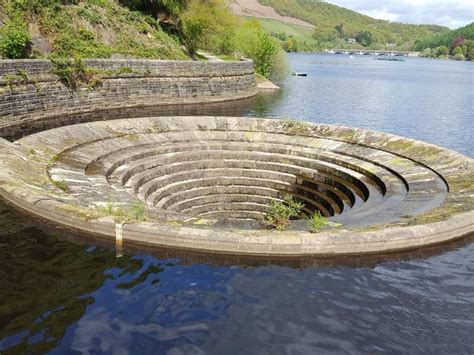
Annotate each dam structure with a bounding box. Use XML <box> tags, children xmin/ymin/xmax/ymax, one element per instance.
<box><xmin>0</xmin><ymin>59</ymin><xmax>472</xmax><ymax>257</ymax></box>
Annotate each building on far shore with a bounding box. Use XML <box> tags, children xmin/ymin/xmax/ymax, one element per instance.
<box><xmin>347</xmin><ymin>38</ymin><xmax>357</xmax><ymax>44</ymax></box>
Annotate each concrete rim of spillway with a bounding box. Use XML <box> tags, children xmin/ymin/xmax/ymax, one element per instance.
<box><xmin>0</xmin><ymin>116</ymin><xmax>473</xmax><ymax>257</ymax></box>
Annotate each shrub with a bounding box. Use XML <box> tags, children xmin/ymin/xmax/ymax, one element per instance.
<box><xmin>51</xmin><ymin>56</ymin><xmax>88</xmax><ymax>89</ymax></box>
<box><xmin>51</xmin><ymin>56</ymin><xmax>104</xmax><ymax>89</ymax></box>
<box><xmin>0</xmin><ymin>21</ymin><xmax>31</xmax><ymax>59</ymax></box>
<box><xmin>436</xmin><ymin>45</ymin><xmax>449</xmax><ymax>56</ymax></box>
<box><xmin>307</xmin><ymin>211</ymin><xmax>328</xmax><ymax>233</ymax></box>
<box><xmin>468</xmin><ymin>48</ymin><xmax>474</xmax><ymax>61</ymax></box>
<box><xmin>263</xmin><ymin>195</ymin><xmax>303</xmax><ymax>231</ymax></box>
<box><xmin>454</xmin><ymin>53</ymin><xmax>465</xmax><ymax>61</ymax></box>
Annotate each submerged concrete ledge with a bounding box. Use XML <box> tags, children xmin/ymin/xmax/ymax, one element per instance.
<box><xmin>0</xmin><ymin>116</ymin><xmax>472</xmax><ymax>256</ymax></box>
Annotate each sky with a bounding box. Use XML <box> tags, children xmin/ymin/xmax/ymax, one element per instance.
<box><xmin>326</xmin><ymin>0</ymin><xmax>474</xmax><ymax>29</ymax></box>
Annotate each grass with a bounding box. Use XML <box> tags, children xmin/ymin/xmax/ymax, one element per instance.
<box><xmin>253</xmin><ymin>18</ymin><xmax>315</xmax><ymax>44</ymax></box>
<box><xmin>307</xmin><ymin>211</ymin><xmax>328</xmax><ymax>233</ymax></box>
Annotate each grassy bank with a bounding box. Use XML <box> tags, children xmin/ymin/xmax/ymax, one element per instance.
<box><xmin>0</xmin><ymin>0</ymin><xmax>189</xmax><ymax>60</ymax></box>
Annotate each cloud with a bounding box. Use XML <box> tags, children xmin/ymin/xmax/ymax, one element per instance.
<box><xmin>326</xmin><ymin>0</ymin><xmax>474</xmax><ymax>29</ymax></box>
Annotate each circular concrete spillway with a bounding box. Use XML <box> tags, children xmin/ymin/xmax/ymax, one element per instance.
<box><xmin>0</xmin><ymin>116</ymin><xmax>472</xmax><ymax>256</ymax></box>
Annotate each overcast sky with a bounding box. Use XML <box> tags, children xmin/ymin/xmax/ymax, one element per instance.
<box><xmin>326</xmin><ymin>0</ymin><xmax>473</xmax><ymax>29</ymax></box>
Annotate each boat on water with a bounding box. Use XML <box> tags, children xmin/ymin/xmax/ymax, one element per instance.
<box><xmin>292</xmin><ymin>72</ymin><xmax>307</xmax><ymax>76</ymax></box>
<box><xmin>375</xmin><ymin>57</ymin><xmax>405</xmax><ymax>62</ymax></box>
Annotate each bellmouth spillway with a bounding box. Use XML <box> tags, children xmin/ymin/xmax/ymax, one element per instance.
<box><xmin>0</xmin><ymin>116</ymin><xmax>472</xmax><ymax>256</ymax></box>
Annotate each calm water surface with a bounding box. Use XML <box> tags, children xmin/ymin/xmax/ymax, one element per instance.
<box><xmin>1</xmin><ymin>53</ymin><xmax>473</xmax><ymax>354</ymax></box>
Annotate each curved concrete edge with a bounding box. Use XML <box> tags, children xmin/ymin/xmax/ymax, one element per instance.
<box><xmin>0</xmin><ymin>114</ymin><xmax>473</xmax><ymax>257</ymax></box>
<box><xmin>0</xmin><ymin>186</ymin><xmax>472</xmax><ymax>256</ymax></box>
<box><xmin>256</xmin><ymin>76</ymin><xmax>280</xmax><ymax>90</ymax></box>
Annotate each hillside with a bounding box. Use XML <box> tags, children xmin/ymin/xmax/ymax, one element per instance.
<box><xmin>415</xmin><ymin>22</ymin><xmax>474</xmax><ymax>51</ymax></box>
<box><xmin>232</xmin><ymin>0</ymin><xmax>449</xmax><ymax>51</ymax></box>
<box><xmin>0</xmin><ymin>0</ymin><xmax>188</xmax><ymax>60</ymax></box>
<box><xmin>415</xmin><ymin>22</ymin><xmax>474</xmax><ymax>61</ymax></box>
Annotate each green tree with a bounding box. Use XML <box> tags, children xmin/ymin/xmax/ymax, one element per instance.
<box><xmin>180</xmin><ymin>0</ymin><xmax>237</xmax><ymax>56</ymax></box>
<box><xmin>335</xmin><ymin>23</ymin><xmax>345</xmax><ymax>38</ymax></box>
<box><xmin>356</xmin><ymin>30</ymin><xmax>373</xmax><ymax>47</ymax></box>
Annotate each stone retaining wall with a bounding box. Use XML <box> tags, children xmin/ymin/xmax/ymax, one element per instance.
<box><xmin>0</xmin><ymin>59</ymin><xmax>257</xmax><ymax>140</ymax></box>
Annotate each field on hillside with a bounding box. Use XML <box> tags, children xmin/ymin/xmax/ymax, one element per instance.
<box><xmin>256</xmin><ymin>18</ymin><xmax>315</xmax><ymax>43</ymax></box>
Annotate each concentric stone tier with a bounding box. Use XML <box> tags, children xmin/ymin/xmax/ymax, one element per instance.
<box><xmin>0</xmin><ymin>117</ymin><xmax>472</xmax><ymax>256</ymax></box>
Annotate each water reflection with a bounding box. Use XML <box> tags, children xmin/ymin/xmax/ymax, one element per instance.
<box><xmin>0</xmin><ymin>224</ymin><xmax>144</xmax><ymax>352</ymax></box>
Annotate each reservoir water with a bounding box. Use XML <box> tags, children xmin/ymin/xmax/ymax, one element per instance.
<box><xmin>1</xmin><ymin>53</ymin><xmax>473</xmax><ymax>354</ymax></box>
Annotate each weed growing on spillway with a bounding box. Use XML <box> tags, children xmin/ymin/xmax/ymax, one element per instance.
<box><xmin>51</xmin><ymin>178</ymin><xmax>69</xmax><ymax>192</ymax></box>
<box><xmin>98</xmin><ymin>200</ymin><xmax>148</xmax><ymax>222</ymax></box>
<box><xmin>130</xmin><ymin>201</ymin><xmax>147</xmax><ymax>222</ymax></box>
<box><xmin>263</xmin><ymin>195</ymin><xmax>303</xmax><ymax>231</ymax></box>
<box><xmin>307</xmin><ymin>211</ymin><xmax>328</xmax><ymax>233</ymax></box>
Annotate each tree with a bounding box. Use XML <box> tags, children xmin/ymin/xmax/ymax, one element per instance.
<box><xmin>451</xmin><ymin>35</ymin><xmax>465</xmax><ymax>51</ymax></box>
<box><xmin>335</xmin><ymin>23</ymin><xmax>344</xmax><ymax>38</ymax></box>
<box><xmin>180</xmin><ymin>0</ymin><xmax>237</xmax><ymax>56</ymax></box>
<box><xmin>356</xmin><ymin>30</ymin><xmax>373</xmax><ymax>47</ymax></box>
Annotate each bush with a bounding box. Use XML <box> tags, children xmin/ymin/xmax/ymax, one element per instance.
<box><xmin>0</xmin><ymin>21</ymin><xmax>31</xmax><ymax>59</ymax></box>
<box><xmin>235</xmin><ymin>20</ymin><xmax>280</xmax><ymax>79</ymax></box>
<box><xmin>468</xmin><ymin>48</ymin><xmax>474</xmax><ymax>61</ymax></box>
<box><xmin>307</xmin><ymin>211</ymin><xmax>328</xmax><ymax>233</ymax></box>
<box><xmin>436</xmin><ymin>45</ymin><xmax>449</xmax><ymax>56</ymax></box>
<box><xmin>453</xmin><ymin>53</ymin><xmax>465</xmax><ymax>61</ymax></box>
<box><xmin>263</xmin><ymin>195</ymin><xmax>303</xmax><ymax>231</ymax></box>
<box><xmin>50</xmin><ymin>56</ymin><xmax>102</xmax><ymax>89</ymax></box>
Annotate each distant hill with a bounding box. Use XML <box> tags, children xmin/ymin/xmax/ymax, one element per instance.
<box><xmin>232</xmin><ymin>0</ymin><xmax>449</xmax><ymax>51</ymax></box>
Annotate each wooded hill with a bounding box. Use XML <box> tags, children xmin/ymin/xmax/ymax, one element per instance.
<box><xmin>243</xmin><ymin>0</ymin><xmax>450</xmax><ymax>51</ymax></box>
